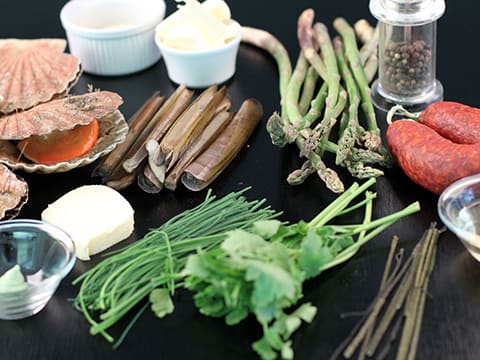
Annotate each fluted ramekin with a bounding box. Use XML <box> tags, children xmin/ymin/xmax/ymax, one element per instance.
<box><xmin>60</xmin><ymin>0</ymin><xmax>166</xmax><ymax>76</ymax></box>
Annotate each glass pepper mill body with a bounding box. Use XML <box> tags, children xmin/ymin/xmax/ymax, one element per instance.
<box><xmin>369</xmin><ymin>0</ymin><xmax>445</xmax><ymax>112</ymax></box>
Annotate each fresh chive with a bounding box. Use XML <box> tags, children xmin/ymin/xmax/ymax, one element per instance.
<box><xmin>73</xmin><ymin>188</ymin><xmax>280</xmax><ymax>343</ymax></box>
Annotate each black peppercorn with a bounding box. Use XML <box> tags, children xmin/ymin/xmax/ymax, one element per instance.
<box><xmin>381</xmin><ymin>40</ymin><xmax>432</xmax><ymax>96</ymax></box>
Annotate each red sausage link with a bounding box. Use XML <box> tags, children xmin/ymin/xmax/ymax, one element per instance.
<box><xmin>419</xmin><ymin>101</ymin><xmax>480</xmax><ymax>144</ymax></box>
<box><xmin>386</xmin><ymin>119</ymin><xmax>480</xmax><ymax>194</ymax></box>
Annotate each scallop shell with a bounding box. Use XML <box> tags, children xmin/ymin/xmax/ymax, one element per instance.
<box><xmin>0</xmin><ymin>38</ymin><xmax>82</xmax><ymax>115</ymax></box>
<box><xmin>0</xmin><ymin>163</ymin><xmax>28</xmax><ymax>219</ymax></box>
<box><xmin>0</xmin><ymin>91</ymin><xmax>123</xmax><ymax>140</ymax></box>
<box><xmin>0</xmin><ymin>110</ymin><xmax>128</xmax><ymax>174</ymax></box>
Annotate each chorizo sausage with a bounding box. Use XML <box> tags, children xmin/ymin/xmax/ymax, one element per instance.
<box><xmin>418</xmin><ymin>101</ymin><xmax>480</xmax><ymax>144</ymax></box>
<box><xmin>386</xmin><ymin>119</ymin><xmax>480</xmax><ymax>194</ymax></box>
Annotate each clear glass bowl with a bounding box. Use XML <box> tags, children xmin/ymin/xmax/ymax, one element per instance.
<box><xmin>438</xmin><ymin>174</ymin><xmax>480</xmax><ymax>261</ymax></box>
<box><xmin>0</xmin><ymin>219</ymin><xmax>76</xmax><ymax>320</ymax></box>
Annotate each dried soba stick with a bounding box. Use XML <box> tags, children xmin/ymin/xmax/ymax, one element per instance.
<box><xmin>396</xmin><ymin>225</ymin><xmax>441</xmax><ymax>360</ymax></box>
<box><xmin>358</xmin><ymin>236</ymin><xmax>400</xmax><ymax>360</ymax></box>
<box><xmin>342</xmin><ymin>250</ymin><xmax>413</xmax><ymax>358</ymax></box>
<box><xmin>330</xmin><ymin>224</ymin><xmax>443</xmax><ymax>360</ymax></box>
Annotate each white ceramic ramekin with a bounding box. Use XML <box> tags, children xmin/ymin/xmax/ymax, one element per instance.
<box><xmin>60</xmin><ymin>0</ymin><xmax>166</xmax><ymax>76</ymax></box>
<box><xmin>155</xmin><ymin>21</ymin><xmax>241</xmax><ymax>88</ymax></box>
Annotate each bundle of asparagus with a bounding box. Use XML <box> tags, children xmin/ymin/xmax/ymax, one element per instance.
<box><xmin>92</xmin><ymin>85</ymin><xmax>263</xmax><ymax>193</ymax></box>
<box><xmin>242</xmin><ymin>9</ymin><xmax>391</xmax><ymax>193</ymax></box>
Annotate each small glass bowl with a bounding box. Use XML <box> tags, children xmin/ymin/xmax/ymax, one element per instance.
<box><xmin>438</xmin><ymin>174</ymin><xmax>480</xmax><ymax>261</ymax></box>
<box><xmin>0</xmin><ymin>219</ymin><xmax>76</xmax><ymax>320</ymax></box>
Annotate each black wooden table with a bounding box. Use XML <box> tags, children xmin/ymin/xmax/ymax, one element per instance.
<box><xmin>1</xmin><ymin>1</ymin><xmax>479</xmax><ymax>359</ymax></box>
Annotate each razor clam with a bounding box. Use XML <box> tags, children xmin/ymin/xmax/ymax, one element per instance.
<box><xmin>164</xmin><ymin>110</ymin><xmax>233</xmax><ymax>191</ymax></box>
<box><xmin>92</xmin><ymin>91</ymin><xmax>163</xmax><ymax>178</ymax></box>
<box><xmin>158</xmin><ymin>85</ymin><xmax>227</xmax><ymax>170</ymax></box>
<box><xmin>122</xmin><ymin>85</ymin><xmax>193</xmax><ymax>173</ymax></box>
<box><xmin>181</xmin><ymin>98</ymin><xmax>263</xmax><ymax>191</ymax></box>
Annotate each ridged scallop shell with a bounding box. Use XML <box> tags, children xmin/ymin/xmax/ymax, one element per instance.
<box><xmin>0</xmin><ymin>110</ymin><xmax>128</xmax><ymax>173</ymax></box>
<box><xmin>0</xmin><ymin>91</ymin><xmax>123</xmax><ymax>140</ymax></box>
<box><xmin>0</xmin><ymin>163</ymin><xmax>28</xmax><ymax>219</ymax></box>
<box><xmin>0</xmin><ymin>38</ymin><xmax>81</xmax><ymax>115</ymax></box>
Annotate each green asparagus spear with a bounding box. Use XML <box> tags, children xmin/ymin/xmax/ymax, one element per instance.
<box><xmin>242</xmin><ymin>26</ymin><xmax>292</xmax><ymax>118</ymax></box>
<box><xmin>298</xmin><ymin>9</ymin><xmax>328</xmax><ymax>80</ymax></box>
<box><xmin>286</xmin><ymin>52</ymin><xmax>310</xmax><ymax>129</ymax></box>
<box><xmin>333</xmin><ymin>17</ymin><xmax>379</xmax><ymax>142</ymax></box>
<box><xmin>266</xmin><ymin>112</ymin><xmax>298</xmax><ymax>148</ymax></box>
<box><xmin>299</xmin><ymin>66</ymin><xmax>320</xmax><ymax>115</ymax></box>
<box><xmin>303</xmin><ymin>82</ymin><xmax>328</xmax><ymax>127</ymax></box>
<box><xmin>314</xmin><ymin>22</ymin><xmax>341</xmax><ymax>120</ymax></box>
<box><xmin>333</xmin><ymin>36</ymin><xmax>365</xmax><ymax>166</ymax></box>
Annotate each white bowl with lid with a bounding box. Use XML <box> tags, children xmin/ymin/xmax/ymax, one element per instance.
<box><xmin>60</xmin><ymin>0</ymin><xmax>166</xmax><ymax>76</ymax></box>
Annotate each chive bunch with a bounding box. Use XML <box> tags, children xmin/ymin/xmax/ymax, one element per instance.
<box><xmin>73</xmin><ymin>188</ymin><xmax>280</xmax><ymax>344</ymax></box>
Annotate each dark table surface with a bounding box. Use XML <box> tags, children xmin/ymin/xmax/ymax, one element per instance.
<box><xmin>1</xmin><ymin>0</ymin><xmax>479</xmax><ymax>359</ymax></box>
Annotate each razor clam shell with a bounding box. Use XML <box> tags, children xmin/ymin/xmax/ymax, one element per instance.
<box><xmin>0</xmin><ymin>38</ymin><xmax>81</xmax><ymax>115</ymax></box>
<box><xmin>0</xmin><ymin>110</ymin><xmax>128</xmax><ymax>173</ymax></box>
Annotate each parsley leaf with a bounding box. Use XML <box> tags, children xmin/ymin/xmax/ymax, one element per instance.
<box><xmin>149</xmin><ymin>289</ymin><xmax>174</xmax><ymax>318</ymax></box>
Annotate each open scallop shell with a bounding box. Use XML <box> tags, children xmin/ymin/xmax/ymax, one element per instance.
<box><xmin>0</xmin><ymin>163</ymin><xmax>28</xmax><ymax>219</ymax></box>
<box><xmin>0</xmin><ymin>91</ymin><xmax>123</xmax><ymax>140</ymax></box>
<box><xmin>0</xmin><ymin>110</ymin><xmax>128</xmax><ymax>173</ymax></box>
<box><xmin>0</xmin><ymin>38</ymin><xmax>82</xmax><ymax>115</ymax></box>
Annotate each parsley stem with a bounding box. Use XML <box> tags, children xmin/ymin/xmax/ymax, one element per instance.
<box><xmin>308</xmin><ymin>178</ymin><xmax>376</xmax><ymax>228</ymax></box>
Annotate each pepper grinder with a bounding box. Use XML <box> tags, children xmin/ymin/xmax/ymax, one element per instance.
<box><xmin>369</xmin><ymin>0</ymin><xmax>445</xmax><ymax>112</ymax></box>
